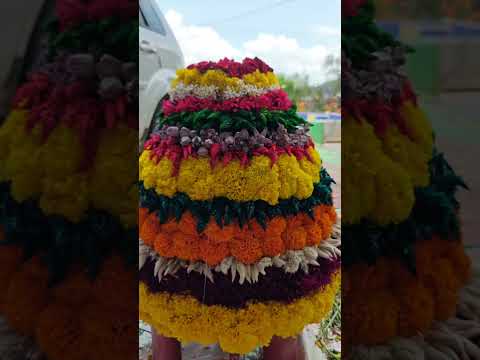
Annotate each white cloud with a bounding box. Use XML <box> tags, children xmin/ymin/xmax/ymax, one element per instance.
<box><xmin>164</xmin><ymin>10</ymin><xmax>339</xmax><ymax>85</ymax></box>
<box><xmin>165</xmin><ymin>10</ymin><xmax>241</xmax><ymax>64</ymax></box>
<box><xmin>313</xmin><ymin>25</ymin><xmax>341</xmax><ymax>38</ymax></box>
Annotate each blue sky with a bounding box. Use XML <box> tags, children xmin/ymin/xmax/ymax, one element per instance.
<box><xmin>157</xmin><ymin>0</ymin><xmax>341</xmax><ymax>84</ymax></box>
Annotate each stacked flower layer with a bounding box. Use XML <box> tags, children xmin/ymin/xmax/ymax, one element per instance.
<box><xmin>343</xmin><ymin>236</ymin><xmax>471</xmax><ymax>348</ymax></box>
<box><xmin>140</xmin><ymin>272</ymin><xmax>340</xmax><ymax>355</ymax></box>
<box><xmin>171</xmin><ymin>68</ymin><xmax>279</xmax><ymax>92</ymax></box>
<box><xmin>140</xmin><ymin>57</ymin><xmax>340</xmax><ymax>355</ymax></box>
<box><xmin>163</xmin><ymin>89</ymin><xmax>292</xmax><ymax>116</ymax></box>
<box><xmin>0</xmin><ymin>240</ymin><xmax>137</xmax><ymax>360</ymax></box>
<box><xmin>139</xmin><ymin>147</ymin><xmax>321</xmax><ymax>204</ymax></box>
<box><xmin>342</xmin><ymin>101</ymin><xmax>433</xmax><ymax>226</ymax></box>
<box><xmin>140</xmin><ymin>255</ymin><xmax>340</xmax><ymax>307</ymax></box>
<box><xmin>0</xmin><ymin>109</ymin><xmax>137</xmax><ymax>225</ymax></box>
<box><xmin>341</xmin><ymin>0</ymin><xmax>471</xmax><ymax>352</ymax></box>
<box><xmin>140</xmin><ymin>204</ymin><xmax>336</xmax><ymax>265</ymax></box>
<box><xmin>164</xmin><ymin>60</ymin><xmax>290</xmax><ymax>116</ymax></box>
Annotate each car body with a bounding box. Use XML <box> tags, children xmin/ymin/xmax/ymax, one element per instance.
<box><xmin>139</xmin><ymin>0</ymin><xmax>184</xmax><ymax>139</ymax></box>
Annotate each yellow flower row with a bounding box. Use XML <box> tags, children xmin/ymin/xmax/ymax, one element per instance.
<box><xmin>0</xmin><ymin>110</ymin><xmax>137</xmax><ymax>226</ymax></box>
<box><xmin>172</xmin><ymin>68</ymin><xmax>279</xmax><ymax>91</ymax></box>
<box><xmin>139</xmin><ymin>272</ymin><xmax>340</xmax><ymax>355</ymax></box>
<box><xmin>342</xmin><ymin>101</ymin><xmax>434</xmax><ymax>226</ymax></box>
<box><xmin>139</xmin><ymin>148</ymin><xmax>322</xmax><ymax>204</ymax></box>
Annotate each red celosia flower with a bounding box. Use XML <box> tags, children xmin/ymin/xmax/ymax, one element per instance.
<box><xmin>56</xmin><ymin>0</ymin><xmax>136</xmax><ymax>31</ymax></box>
<box><xmin>343</xmin><ymin>0</ymin><xmax>367</xmax><ymax>17</ymax></box>
<box><xmin>187</xmin><ymin>57</ymin><xmax>273</xmax><ymax>76</ymax></box>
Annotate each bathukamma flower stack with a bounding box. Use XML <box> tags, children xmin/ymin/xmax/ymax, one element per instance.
<box><xmin>342</xmin><ymin>0</ymin><xmax>471</xmax><ymax>352</ymax></box>
<box><xmin>0</xmin><ymin>1</ymin><xmax>137</xmax><ymax>359</ymax></box>
<box><xmin>139</xmin><ymin>57</ymin><xmax>341</xmax><ymax>354</ymax></box>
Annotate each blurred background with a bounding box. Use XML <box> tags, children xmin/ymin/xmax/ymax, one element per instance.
<box><xmin>375</xmin><ymin>0</ymin><xmax>480</xmax><ymax>254</ymax></box>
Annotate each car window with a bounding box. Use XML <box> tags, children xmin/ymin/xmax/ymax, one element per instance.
<box><xmin>139</xmin><ymin>0</ymin><xmax>166</xmax><ymax>36</ymax></box>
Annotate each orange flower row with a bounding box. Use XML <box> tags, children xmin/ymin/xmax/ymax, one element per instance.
<box><xmin>0</xmin><ymin>235</ymin><xmax>137</xmax><ymax>360</ymax></box>
<box><xmin>342</xmin><ymin>236</ymin><xmax>471</xmax><ymax>352</ymax></box>
<box><xmin>139</xmin><ymin>205</ymin><xmax>337</xmax><ymax>265</ymax></box>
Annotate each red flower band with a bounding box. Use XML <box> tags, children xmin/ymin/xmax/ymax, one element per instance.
<box><xmin>343</xmin><ymin>0</ymin><xmax>367</xmax><ymax>17</ymax></box>
<box><xmin>187</xmin><ymin>57</ymin><xmax>273</xmax><ymax>77</ymax></box>
<box><xmin>162</xmin><ymin>89</ymin><xmax>292</xmax><ymax>116</ymax></box>
<box><xmin>56</xmin><ymin>0</ymin><xmax>136</xmax><ymax>30</ymax></box>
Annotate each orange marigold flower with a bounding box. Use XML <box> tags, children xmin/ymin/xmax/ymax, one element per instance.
<box><xmin>199</xmin><ymin>236</ymin><xmax>230</xmax><ymax>266</ymax></box>
<box><xmin>172</xmin><ymin>232</ymin><xmax>200</xmax><ymax>261</ymax></box>
<box><xmin>429</xmin><ymin>258</ymin><xmax>460</xmax><ymax>320</ymax></box>
<box><xmin>285</xmin><ymin>227</ymin><xmax>307</xmax><ymax>250</ymax></box>
<box><xmin>448</xmin><ymin>242</ymin><xmax>472</xmax><ymax>284</ymax></box>
<box><xmin>4</xmin><ymin>257</ymin><xmax>50</xmax><ymax>336</ymax></box>
<box><xmin>326</xmin><ymin>205</ymin><xmax>337</xmax><ymax>222</ymax></box>
<box><xmin>317</xmin><ymin>215</ymin><xmax>333</xmax><ymax>240</ymax></box>
<box><xmin>313</xmin><ymin>206</ymin><xmax>325</xmax><ymax>221</ymax></box>
<box><xmin>262</xmin><ymin>236</ymin><xmax>285</xmax><ymax>257</ymax></box>
<box><xmin>0</xmin><ymin>244</ymin><xmax>23</xmax><ymax>305</ymax></box>
<box><xmin>415</xmin><ymin>240</ymin><xmax>435</xmax><ymax>277</ymax></box>
<box><xmin>395</xmin><ymin>280</ymin><xmax>434</xmax><ymax>337</ymax></box>
<box><xmin>36</xmin><ymin>303</ymin><xmax>88</xmax><ymax>360</ymax></box>
<box><xmin>305</xmin><ymin>225</ymin><xmax>323</xmax><ymax>246</ymax></box>
<box><xmin>229</xmin><ymin>237</ymin><xmax>263</xmax><ymax>264</ymax></box>
<box><xmin>286</xmin><ymin>216</ymin><xmax>303</xmax><ymax>231</ymax></box>
<box><xmin>160</xmin><ymin>219</ymin><xmax>180</xmax><ymax>234</ymax></box>
<box><xmin>139</xmin><ymin>212</ymin><xmax>161</xmax><ymax>246</ymax></box>
<box><xmin>264</xmin><ymin>217</ymin><xmax>286</xmax><ymax>237</ymax></box>
<box><xmin>52</xmin><ymin>264</ymin><xmax>93</xmax><ymax>307</ymax></box>
<box><xmin>390</xmin><ymin>259</ymin><xmax>416</xmax><ymax>288</ymax></box>
<box><xmin>179</xmin><ymin>212</ymin><xmax>198</xmax><ymax>236</ymax></box>
<box><xmin>92</xmin><ymin>256</ymin><xmax>138</xmax><ymax>311</ymax></box>
<box><xmin>154</xmin><ymin>232</ymin><xmax>175</xmax><ymax>258</ymax></box>
<box><xmin>204</xmin><ymin>222</ymin><xmax>235</xmax><ymax>243</ymax></box>
<box><xmin>139</xmin><ymin>208</ymin><xmax>149</xmax><ymax>228</ymax></box>
<box><xmin>356</xmin><ymin>291</ymin><xmax>400</xmax><ymax>345</ymax></box>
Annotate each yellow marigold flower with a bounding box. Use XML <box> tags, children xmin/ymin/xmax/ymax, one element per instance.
<box><xmin>139</xmin><ymin>272</ymin><xmax>340</xmax><ymax>355</ymax></box>
<box><xmin>171</xmin><ymin>68</ymin><xmax>278</xmax><ymax>91</ymax></box>
<box><xmin>139</xmin><ymin>150</ymin><xmax>322</xmax><ymax>204</ymax></box>
<box><xmin>381</xmin><ymin>124</ymin><xmax>429</xmax><ymax>187</ymax></box>
<box><xmin>0</xmin><ymin>109</ymin><xmax>136</xmax><ymax>226</ymax></box>
<box><xmin>342</xmin><ymin>117</ymin><xmax>416</xmax><ymax>225</ymax></box>
<box><xmin>400</xmin><ymin>101</ymin><xmax>434</xmax><ymax>156</ymax></box>
<box><xmin>40</xmin><ymin>173</ymin><xmax>89</xmax><ymax>222</ymax></box>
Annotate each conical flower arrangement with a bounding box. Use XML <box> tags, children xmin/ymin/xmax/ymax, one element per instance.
<box><xmin>139</xmin><ymin>58</ymin><xmax>341</xmax><ymax>354</ymax></box>
<box><xmin>342</xmin><ymin>0</ymin><xmax>471</xmax><ymax>351</ymax></box>
<box><xmin>0</xmin><ymin>1</ymin><xmax>137</xmax><ymax>359</ymax></box>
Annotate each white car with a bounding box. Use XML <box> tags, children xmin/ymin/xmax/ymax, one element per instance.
<box><xmin>139</xmin><ymin>0</ymin><xmax>184</xmax><ymax>140</ymax></box>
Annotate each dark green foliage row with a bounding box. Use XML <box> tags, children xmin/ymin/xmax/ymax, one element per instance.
<box><xmin>140</xmin><ymin>168</ymin><xmax>335</xmax><ymax>233</ymax></box>
<box><xmin>0</xmin><ymin>182</ymin><xmax>137</xmax><ymax>285</ymax></box>
<box><xmin>46</xmin><ymin>17</ymin><xmax>138</xmax><ymax>62</ymax></box>
<box><xmin>156</xmin><ymin>107</ymin><xmax>309</xmax><ymax>134</ymax></box>
<box><xmin>342</xmin><ymin>150</ymin><xmax>468</xmax><ymax>271</ymax></box>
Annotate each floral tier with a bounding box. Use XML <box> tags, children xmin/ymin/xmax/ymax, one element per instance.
<box><xmin>139</xmin><ymin>57</ymin><xmax>341</xmax><ymax>354</ymax></box>
<box><xmin>342</xmin><ymin>0</ymin><xmax>471</xmax><ymax>351</ymax></box>
<box><xmin>0</xmin><ymin>1</ymin><xmax>137</xmax><ymax>359</ymax></box>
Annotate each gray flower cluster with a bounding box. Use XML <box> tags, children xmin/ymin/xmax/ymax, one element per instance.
<box><xmin>153</xmin><ymin>124</ymin><xmax>311</xmax><ymax>155</ymax></box>
<box><xmin>41</xmin><ymin>53</ymin><xmax>138</xmax><ymax>103</ymax></box>
<box><xmin>342</xmin><ymin>46</ymin><xmax>408</xmax><ymax>103</ymax></box>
